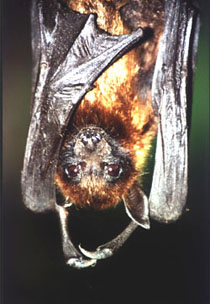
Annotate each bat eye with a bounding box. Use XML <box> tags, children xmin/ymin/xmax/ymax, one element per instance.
<box><xmin>65</xmin><ymin>165</ymin><xmax>80</xmax><ymax>178</ymax></box>
<box><xmin>106</xmin><ymin>164</ymin><xmax>120</xmax><ymax>177</ymax></box>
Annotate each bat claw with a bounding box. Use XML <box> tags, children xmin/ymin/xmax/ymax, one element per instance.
<box><xmin>66</xmin><ymin>256</ymin><xmax>97</xmax><ymax>269</ymax></box>
<box><xmin>79</xmin><ymin>244</ymin><xmax>113</xmax><ymax>260</ymax></box>
<box><xmin>79</xmin><ymin>221</ymin><xmax>138</xmax><ymax>260</ymax></box>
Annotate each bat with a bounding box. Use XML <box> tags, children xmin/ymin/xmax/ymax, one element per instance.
<box><xmin>22</xmin><ymin>0</ymin><xmax>200</xmax><ymax>268</ymax></box>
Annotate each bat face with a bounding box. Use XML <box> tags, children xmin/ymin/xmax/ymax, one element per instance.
<box><xmin>55</xmin><ymin>75</ymin><xmax>157</xmax><ymax>211</ymax></box>
<box><xmin>56</xmin><ymin>125</ymin><xmax>136</xmax><ymax>209</ymax></box>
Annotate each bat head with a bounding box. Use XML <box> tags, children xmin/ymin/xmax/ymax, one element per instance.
<box><xmin>56</xmin><ymin>125</ymin><xmax>137</xmax><ymax>209</ymax></box>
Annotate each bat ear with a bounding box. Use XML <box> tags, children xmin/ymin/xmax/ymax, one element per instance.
<box><xmin>123</xmin><ymin>183</ymin><xmax>150</xmax><ymax>229</ymax></box>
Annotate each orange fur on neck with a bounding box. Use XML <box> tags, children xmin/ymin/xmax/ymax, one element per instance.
<box><xmin>56</xmin><ymin>0</ymin><xmax>163</xmax><ymax>209</ymax></box>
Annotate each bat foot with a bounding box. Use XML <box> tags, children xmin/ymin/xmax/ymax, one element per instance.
<box><xmin>66</xmin><ymin>256</ymin><xmax>97</xmax><ymax>269</ymax></box>
<box><xmin>79</xmin><ymin>244</ymin><xmax>113</xmax><ymax>260</ymax></box>
<box><xmin>79</xmin><ymin>220</ymin><xmax>138</xmax><ymax>260</ymax></box>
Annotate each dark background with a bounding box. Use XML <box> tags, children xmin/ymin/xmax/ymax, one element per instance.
<box><xmin>2</xmin><ymin>1</ymin><xmax>209</xmax><ymax>303</ymax></box>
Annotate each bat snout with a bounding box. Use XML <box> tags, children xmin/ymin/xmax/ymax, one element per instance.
<box><xmin>80</xmin><ymin>129</ymin><xmax>102</xmax><ymax>151</ymax></box>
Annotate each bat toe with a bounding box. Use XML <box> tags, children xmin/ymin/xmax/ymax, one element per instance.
<box><xmin>79</xmin><ymin>244</ymin><xmax>113</xmax><ymax>260</ymax></box>
<box><xmin>66</xmin><ymin>256</ymin><xmax>97</xmax><ymax>269</ymax></box>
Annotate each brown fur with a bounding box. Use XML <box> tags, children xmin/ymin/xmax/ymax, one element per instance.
<box><xmin>56</xmin><ymin>0</ymin><xmax>164</xmax><ymax>209</ymax></box>
<box><xmin>56</xmin><ymin>168</ymin><xmax>138</xmax><ymax>209</ymax></box>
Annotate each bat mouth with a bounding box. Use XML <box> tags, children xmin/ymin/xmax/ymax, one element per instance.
<box><xmin>73</xmin><ymin>125</ymin><xmax>113</xmax><ymax>158</ymax></box>
<box><xmin>77</xmin><ymin>126</ymin><xmax>104</xmax><ymax>151</ymax></box>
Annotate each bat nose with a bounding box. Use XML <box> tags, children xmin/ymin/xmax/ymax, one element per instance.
<box><xmin>81</xmin><ymin>130</ymin><xmax>101</xmax><ymax>150</ymax></box>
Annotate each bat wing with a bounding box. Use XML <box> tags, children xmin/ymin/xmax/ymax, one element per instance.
<box><xmin>21</xmin><ymin>0</ymin><xmax>144</xmax><ymax>212</ymax></box>
<box><xmin>149</xmin><ymin>0</ymin><xmax>200</xmax><ymax>222</ymax></box>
